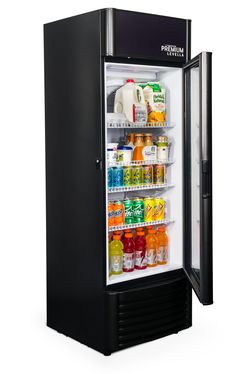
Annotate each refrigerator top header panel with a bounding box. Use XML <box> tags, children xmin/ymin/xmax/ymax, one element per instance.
<box><xmin>104</xmin><ymin>8</ymin><xmax>191</xmax><ymax>64</ymax></box>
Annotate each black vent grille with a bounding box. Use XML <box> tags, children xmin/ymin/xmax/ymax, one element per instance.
<box><xmin>117</xmin><ymin>278</ymin><xmax>191</xmax><ymax>349</ymax></box>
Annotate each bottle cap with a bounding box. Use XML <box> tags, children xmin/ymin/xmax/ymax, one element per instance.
<box><xmin>125</xmin><ymin>233</ymin><xmax>133</xmax><ymax>238</ymax></box>
<box><xmin>113</xmin><ymin>230</ymin><xmax>121</xmax><ymax>234</ymax></box>
<box><xmin>148</xmin><ymin>229</ymin><xmax>156</xmax><ymax>234</ymax></box>
<box><xmin>113</xmin><ymin>235</ymin><xmax>120</xmax><ymax>240</ymax></box>
<box><xmin>158</xmin><ymin>226</ymin><xmax>166</xmax><ymax>232</ymax></box>
<box><xmin>117</xmin><ymin>146</ymin><xmax>133</xmax><ymax>150</ymax></box>
<box><xmin>143</xmin><ymin>133</ymin><xmax>153</xmax><ymax>137</ymax></box>
<box><xmin>137</xmin><ymin>231</ymin><xmax>145</xmax><ymax>236</ymax></box>
<box><xmin>124</xmin><ymin>229</ymin><xmax>132</xmax><ymax>233</ymax></box>
<box><xmin>127</xmin><ymin>79</ymin><xmax>134</xmax><ymax>83</ymax></box>
<box><xmin>136</xmin><ymin>227</ymin><xmax>144</xmax><ymax>232</ymax></box>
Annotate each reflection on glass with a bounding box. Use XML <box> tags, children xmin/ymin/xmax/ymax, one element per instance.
<box><xmin>190</xmin><ymin>67</ymin><xmax>200</xmax><ymax>278</ymax></box>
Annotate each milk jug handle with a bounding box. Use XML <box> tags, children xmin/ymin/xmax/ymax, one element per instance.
<box><xmin>135</xmin><ymin>85</ymin><xmax>145</xmax><ymax>104</ymax></box>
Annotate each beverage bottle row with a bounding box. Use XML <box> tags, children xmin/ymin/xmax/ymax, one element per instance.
<box><xmin>109</xmin><ymin>226</ymin><xmax>168</xmax><ymax>276</ymax></box>
<box><xmin>108</xmin><ymin>164</ymin><xmax>166</xmax><ymax>188</ymax></box>
<box><xmin>108</xmin><ymin>197</ymin><xmax>165</xmax><ymax>227</ymax></box>
<box><xmin>107</xmin><ymin>133</ymin><xmax>169</xmax><ymax>164</ymax></box>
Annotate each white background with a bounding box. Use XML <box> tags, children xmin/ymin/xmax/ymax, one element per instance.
<box><xmin>0</xmin><ymin>0</ymin><xmax>235</xmax><ymax>373</ymax></box>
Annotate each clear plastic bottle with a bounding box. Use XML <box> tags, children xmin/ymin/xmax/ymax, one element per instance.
<box><xmin>146</xmin><ymin>228</ymin><xmax>158</xmax><ymax>267</ymax></box>
<box><xmin>123</xmin><ymin>233</ymin><xmax>135</xmax><ymax>272</ymax></box>
<box><xmin>121</xmin><ymin>229</ymin><xmax>132</xmax><ymax>245</ymax></box>
<box><xmin>109</xmin><ymin>233</ymin><xmax>124</xmax><ymax>275</ymax></box>
<box><xmin>156</xmin><ymin>226</ymin><xmax>168</xmax><ymax>264</ymax></box>
<box><xmin>134</xmin><ymin>230</ymin><xmax>147</xmax><ymax>270</ymax></box>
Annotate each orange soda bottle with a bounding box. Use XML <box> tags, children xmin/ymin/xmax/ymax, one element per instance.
<box><xmin>156</xmin><ymin>226</ymin><xmax>168</xmax><ymax>264</ymax></box>
<box><xmin>146</xmin><ymin>228</ymin><xmax>158</xmax><ymax>267</ymax></box>
<box><xmin>108</xmin><ymin>201</ymin><xmax>114</xmax><ymax>227</ymax></box>
<box><xmin>113</xmin><ymin>201</ymin><xmax>124</xmax><ymax>226</ymax></box>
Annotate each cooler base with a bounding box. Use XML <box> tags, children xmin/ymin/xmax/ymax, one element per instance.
<box><xmin>105</xmin><ymin>269</ymin><xmax>192</xmax><ymax>354</ymax></box>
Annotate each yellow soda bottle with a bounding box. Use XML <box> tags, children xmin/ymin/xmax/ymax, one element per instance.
<box><xmin>109</xmin><ymin>233</ymin><xmax>124</xmax><ymax>275</ymax></box>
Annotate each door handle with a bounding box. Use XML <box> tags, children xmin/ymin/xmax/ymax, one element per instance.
<box><xmin>95</xmin><ymin>158</ymin><xmax>102</xmax><ymax>170</ymax></box>
<box><xmin>202</xmin><ymin>160</ymin><xmax>211</xmax><ymax>198</ymax></box>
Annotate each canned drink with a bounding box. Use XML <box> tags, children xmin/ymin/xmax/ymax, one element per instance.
<box><xmin>108</xmin><ymin>168</ymin><xmax>113</xmax><ymax>188</ymax></box>
<box><xmin>144</xmin><ymin>197</ymin><xmax>155</xmax><ymax>222</ymax></box>
<box><xmin>143</xmin><ymin>165</ymin><xmax>153</xmax><ymax>185</ymax></box>
<box><xmin>133</xmin><ymin>198</ymin><xmax>144</xmax><ymax>223</ymax></box>
<box><xmin>153</xmin><ymin>198</ymin><xmax>165</xmax><ymax>221</ymax></box>
<box><xmin>113</xmin><ymin>200</ymin><xmax>124</xmax><ymax>226</ymax></box>
<box><xmin>108</xmin><ymin>201</ymin><xmax>114</xmax><ymax>227</ymax></box>
<box><xmin>153</xmin><ymin>164</ymin><xmax>166</xmax><ymax>184</ymax></box>
<box><xmin>123</xmin><ymin>199</ymin><xmax>134</xmax><ymax>224</ymax></box>
<box><xmin>112</xmin><ymin>167</ymin><xmax>123</xmax><ymax>187</ymax></box>
<box><xmin>123</xmin><ymin>166</ymin><xmax>132</xmax><ymax>186</ymax></box>
<box><xmin>132</xmin><ymin>166</ymin><xmax>143</xmax><ymax>185</ymax></box>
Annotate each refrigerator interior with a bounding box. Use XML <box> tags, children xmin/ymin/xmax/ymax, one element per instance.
<box><xmin>105</xmin><ymin>62</ymin><xmax>183</xmax><ymax>285</ymax></box>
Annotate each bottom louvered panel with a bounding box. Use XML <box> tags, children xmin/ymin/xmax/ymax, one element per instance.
<box><xmin>105</xmin><ymin>271</ymin><xmax>192</xmax><ymax>353</ymax></box>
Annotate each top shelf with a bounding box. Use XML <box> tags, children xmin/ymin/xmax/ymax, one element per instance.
<box><xmin>106</xmin><ymin>113</ymin><xmax>174</xmax><ymax>129</ymax></box>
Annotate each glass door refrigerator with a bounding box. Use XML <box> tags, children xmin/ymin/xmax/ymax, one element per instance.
<box><xmin>44</xmin><ymin>8</ymin><xmax>213</xmax><ymax>355</ymax></box>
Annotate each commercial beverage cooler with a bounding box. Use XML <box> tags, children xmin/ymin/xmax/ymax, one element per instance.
<box><xmin>44</xmin><ymin>8</ymin><xmax>213</xmax><ymax>355</ymax></box>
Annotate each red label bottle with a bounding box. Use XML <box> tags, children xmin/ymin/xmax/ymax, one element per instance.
<box><xmin>123</xmin><ymin>233</ymin><xmax>135</xmax><ymax>272</ymax></box>
<box><xmin>134</xmin><ymin>230</ymin><xmax>147</xmax><ymax>270</ymax></box>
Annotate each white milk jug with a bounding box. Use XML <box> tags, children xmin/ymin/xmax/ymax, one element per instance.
<box><xmin>114</xmin><ymin>79</ymin><xmax>147</xmax><ymax>123</ymax></box>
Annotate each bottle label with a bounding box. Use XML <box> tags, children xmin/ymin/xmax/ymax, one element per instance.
<box><xmin>123</xmin><ymin>253</ymin><xmax>135</xmax><ymax>270</ymax></box>
<box><xmin>133</xmin><ymin>104</ymin><xmax>147</xmax><ymax>123</ymax></box>
<box><xmin>135</xmin><ymin>250</ymin><xmax>147</xmax><ymax>267</ymax></box>
<box><xmin>142</xmin><ymin>146</ymin><xmax>157</xmax><ymax>161</ymax></box>
<box><xmin>147</xmin><ymin>248</ymin><xmax>156</xmax><ymax>265</ymax></box>
<box><xmin>110</xmin><ymin>255</ymin><xmax>123</xmax><ymax>273</ymax></box>
<box><xmin>157</xmin><ymin>146</ymin><xmax>169</xmax><ymax>161</ymax></box>
<box><xmin>157</xmin><ymin>246</ymin><xmax>168</xmax><ymax>263</ymax></box>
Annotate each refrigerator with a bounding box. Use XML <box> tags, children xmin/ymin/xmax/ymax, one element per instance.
<box><xmin>44</xmin><ymin>8</ymin><xmax>213</xmax><ymax>355</ymax></box>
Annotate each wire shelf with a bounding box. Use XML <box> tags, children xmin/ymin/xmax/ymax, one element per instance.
<box><xmin>107</xmin><ymin>121</ymin><xmax>174</xmax><ymax>128</ymax></box>
<box><xmin>108</xmin><ymin>218</ymin><xmax>174</xmax><ymax>232</ymax></box>
<box><xmin>108</xmin><ymin>183</ymin><xmax>174</xmax><ymax>193</ymax></box>
<box><xmin>108</xmin><ymin>159</ymin><xmax>174</xmax><ymax>167</ymax></box>
<box><xmin>106</xmin><ymin>113</ymin><xmax>174</xmax><ymax>129</ymax></box>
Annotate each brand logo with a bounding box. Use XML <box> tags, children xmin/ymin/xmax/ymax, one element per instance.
<box><xmin>114</xmin><ymin>208</ymin><xmax>122</xmax><ymax>216</ymax></box>
<box><xmin>161</xmin><ymin>44</ymin><xmax>184</xmax><ymax>57</ymax></box>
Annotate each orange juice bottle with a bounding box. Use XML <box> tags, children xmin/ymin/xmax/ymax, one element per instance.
<box><xmin>156</xmin><ymin>226</ymin><xmax>168</xmax><ymax>264</ymax></box>
<box><xmin>146</xmin><ymin>228</ymin><xmax>158</xmax><ymax>267</ymax></box>
<box><xmin>132</xmin><ymin>134</ymin><xmax>144</xmax><ymax>161</ymax></box>
<box><xmin>145</xmin><ymin>225</ymin><xmax>153</xmax><ymax>235</ymax></box>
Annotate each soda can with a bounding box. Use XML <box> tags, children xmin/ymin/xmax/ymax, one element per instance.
<box><xmin>123</xmin><ymin>166</ymin><xmax>132</xmax><ymax>186</ymax></box>
<box><xmin>123</xmin><ymin>199</ymin><xmax>134</xmax><ymax>224</ymax></box>
<box><xmin>144</xmin><ymin>197</ymin><xmax>155</xmax><ymax>222</ymax></box>
<box><xmin>153</xmin><ymin>198</ymin><xmax>165</xmax><ymax>221</ymax></box>
<box><xmin>113</xmin><ymin>200</ymin><xmax>124</xmax><ymax>226</ymax></box>
<box><xmin>143</xmin><ymin>165</ymin><xmax>153</xmax><ymax>185</ymax></box>
<box><xmin>112</xmin><ymin>167</ymin><xmax>123</xmax><ymax>187</ymax></box>
<box><xmin>108</xmin><ymin>201</ymin><xmax>114</xmax><ymax>227</ymax></box>
<box><xmin>108</xmin><ymin>168</ymin><xmax>113</xmax><ymax>188</ymax></box>
<box><xmin>153</xmin><ymin>164</ymin><xmax>166</xmax><ymax>184</ymax></box>
<box><xmin>132</xmin><ymin>166</ymin><xmax>143</xmax><ymax>185</ymax></box>
<box><xmin>133</xmin><ymin>198</ymin><xmax>144</xmax><ymax>223</ymax></box>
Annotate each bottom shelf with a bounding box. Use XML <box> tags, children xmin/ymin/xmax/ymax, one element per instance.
<box><xmin>107</xmin><ymin>264</ymin><xmax>182</xmax><ymax>285</ymax></box>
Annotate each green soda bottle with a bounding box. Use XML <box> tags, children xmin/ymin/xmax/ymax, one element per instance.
<box><xmin>109</xmin><ymin>233</ymin><xmax>124</xmax><ymax>275</ymax></box>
